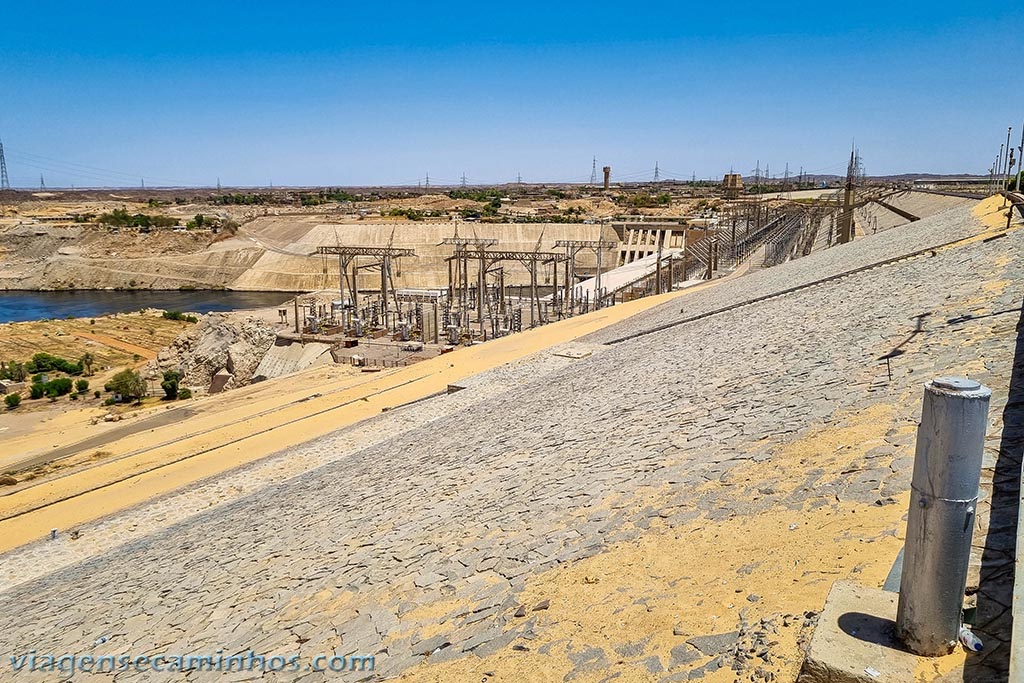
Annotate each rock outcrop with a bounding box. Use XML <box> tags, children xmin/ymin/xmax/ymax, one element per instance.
<box><xmin>148</xmin><ymin>313</ymin><xmax>277</xmax><ymax>393</ymax></box>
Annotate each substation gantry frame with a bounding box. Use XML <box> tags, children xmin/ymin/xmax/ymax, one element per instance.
<box><xmin>442</xmin><ymin>237</ymin><xmax>569</xmax><ymax>333</ymax></box>
<box><xmin>554</xmin><ymin>239</ymin><xmax>617</xmax><ymax>312</ymax></box>
<box><xmin>316</xmin><ymin>245</ymin><xmax>417</xmax><ymax>321</ymax></box>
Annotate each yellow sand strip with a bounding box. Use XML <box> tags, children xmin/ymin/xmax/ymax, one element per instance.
<box><xmin>973</xmin><ymin>193</ymin><xmax>1015</xmax><ymax>230</ymax></box>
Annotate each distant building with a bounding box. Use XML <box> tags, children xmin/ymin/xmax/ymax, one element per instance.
<box><xmin>611</xmin><ymin>220</ymin><xmax>709</xmax><ymax>266</ymax></box>
<box><xmin>0</xmin><ymin>380</ymin><xmax>26</xmax><ymax>394</ymax></box>
<box><xmin>722</xmin><ymin>173</ymin><xmax>744</xmax><ymax>198</ymax></box>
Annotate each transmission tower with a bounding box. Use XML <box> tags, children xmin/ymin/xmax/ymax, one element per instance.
<box><xmin>40</xmin><ymin>174</ymin><xmax>45</xmax><ymax>190</ymax></box>
<box><xmin>590</xmin><ymin>156</ymin><xmax>597</xmax><ymax>185</ymax></box>
<box><xmin>460</xmin><ymin>173</ymin><xmax>467</xmax><ymax>188</ymax></box>
<box><xmin>517</xmin><ymin>172</ymin><xmax>523</xmax><ymax>185</ymax></box>
<box><xmin>425</xmin><ymin>172</ymin><xmax>430</xmax><ymax>189</ymax></box>
<box><xmin>653</xmin><ymin>162</ymin><xmax>660</xmax><ymax>182</ymax></box>
<box><xmin>0</xmin><ymin>139</ymin><xmax>9</xmax><ymax>190</ymax></box>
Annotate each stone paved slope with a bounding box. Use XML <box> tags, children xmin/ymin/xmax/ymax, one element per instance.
<box><xmin>0</xmin><ymin>201</ymin><xmax>1019</xmax><ymax>683</ymax></box>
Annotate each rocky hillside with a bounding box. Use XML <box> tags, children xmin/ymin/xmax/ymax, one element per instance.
<box><xmin>146</xmin><ymin>313</ymin><xmax>277</xmax><ymax>393</ymax></box>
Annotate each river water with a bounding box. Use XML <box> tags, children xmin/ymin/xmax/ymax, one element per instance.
<box><xmin>0</xmin><ymin>291</ymin><xmax>295</xmax><ymax>324</ymax></box>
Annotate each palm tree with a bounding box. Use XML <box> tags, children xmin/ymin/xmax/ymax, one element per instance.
<box><xmin>80</xmin><ymin>352</ymin><xmax>95</xmax><ymax>376</ymax></box>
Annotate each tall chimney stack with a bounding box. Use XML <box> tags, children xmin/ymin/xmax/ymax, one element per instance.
<box><xmin>603</xmin><ymin>166</ymin><xmax>611</xmax><ymax>190</ymax></box>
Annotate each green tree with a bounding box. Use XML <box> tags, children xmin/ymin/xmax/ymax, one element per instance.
<box><xmin>1007</xmin><ymin>171</ymin><xmax>1024</xmax><ymax>192</ymax></box>
<box><xmin>161</xmin><ymin>370</ymin><xmax>182</xmax><ymax>400</ymax></box>
<box><xmin>4</xmin><ymin>393</ymin><xmax>21</xmax><ymax>409</ymax></box>
<box><xmin>75</xmin><ymin>379</ymin><xmax>89</xmax><ymax>394</ymax></box>
<box><xmin>109</xmin><ymin>368</ymin><xmax>147</xmax><ymax>403</ymax></box>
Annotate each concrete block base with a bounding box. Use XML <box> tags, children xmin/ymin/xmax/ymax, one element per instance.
<box><xmin>799</xmin><ymin>581</ymin><xmax>964</xmax><ymax>683</ymax></box>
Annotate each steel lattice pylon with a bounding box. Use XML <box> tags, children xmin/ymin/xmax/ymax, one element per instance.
<box><xmin>0</xmin><ymin>139</ymin><xmax>10</xmax><ymax>190</ymax></box>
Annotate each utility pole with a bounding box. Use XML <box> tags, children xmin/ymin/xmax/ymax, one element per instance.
<box><xmin>1002</xmin><ymin>127</ymin><xmax>1013</xmax><ymax>207</ymax></box>
<box><xmin>838</xmin><ymin>149</ymin><xmax>856</xmax><ymax>244</ymax></box>
<box><xmin>1004</xmin><ymin>127</ymin><xmax>1014</xmax><ymax>179</ymax></box>
<box><xmin>1017</xmin><ymin>123</ymin><xmax>1024</xmax><ymax>192</ymax></box>
<box><xmin>997</xmin><ymin>144</ymin><xmax>1005</xmax><ymax>191</ymax></box>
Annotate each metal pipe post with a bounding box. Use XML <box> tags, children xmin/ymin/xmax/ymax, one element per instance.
<box><xmin>896</xmin><ymin>376</ymin><xmax>991</xmax><ymax>656</ymax></box>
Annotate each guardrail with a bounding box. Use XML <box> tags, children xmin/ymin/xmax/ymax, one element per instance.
<box><xmin>1005</xmin><ymin>192</ymin><xmax>1024</xmax><ymax>220</ymax></box>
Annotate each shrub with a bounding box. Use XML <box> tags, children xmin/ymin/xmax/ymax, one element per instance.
<box><xmin>0</xmin><ymin>361</ymin><xmax>26</xmax><ymax>382</ymax></box>
<box><xmin>178</xmin><ymin>387</ymin><xmax>192</xmax><ymax>400</ymax></box>
<box><xmin>41</xmin><ymin>377</ymin><xmax>73</xmax><ymax>399</ymax></box>
<box><xmin>4</xmin><ymin>393</ymin><xmax>20</xmax><ymax>409</ymax></box>
<box><xmin>103</xmin><ymin>397</ymin><xmax>116</xmax><ymax>406</ymax></box>
<box><xmin>29</xmin><ymin>384</ymin><xmax>44</xmax><ymax>400</ymax></box>
<box><xmin>161</xmin><ymin>370</ymin><xmax>182</xmax><ymax>400</ymax></box>
<box><xmin>162</xmin><ymin>311</ymin><xmax>199</xmax><ymax>323</ymax></box>
<box><xmin>94</xmin><ymin>390</ymin><xmax>101</xmax><ymax>398</ymax></box>
<box><xmin>25</xmin><ymin>352</ymin><xmax>83</xmax><ymax>376</ymax></box>
<box><xmin>96</xmin><ymin>208</ymin><xmax>178</xmax><ymax>229</ymax></box>
<box><xmin>75</xmin><ymin>379</ymin><xmax>89</xmax><ymax>394</ymax></box>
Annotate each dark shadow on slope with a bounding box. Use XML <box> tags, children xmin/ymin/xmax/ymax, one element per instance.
<box><xmin>964</xmin><ymin>304</ymin><xmax>1023</xmax><ymax>683</ymax></box>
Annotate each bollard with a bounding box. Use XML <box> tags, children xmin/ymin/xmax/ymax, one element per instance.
<box><xmin>896</xmin><ymin>377</ymin><xmax>991</xmax><ymax>656</ymax></box>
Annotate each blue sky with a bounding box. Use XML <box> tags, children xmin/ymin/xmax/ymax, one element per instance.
<box><xmin>1</xmin><ymin>1</ymin><xmax>1021</xmax><ymax>187</ymax></box>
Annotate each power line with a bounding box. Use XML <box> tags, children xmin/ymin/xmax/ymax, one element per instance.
<box><xmin>6</xmin><ymin>147</ymin><xmax>194</xmax><ymax>187</ymax></box>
